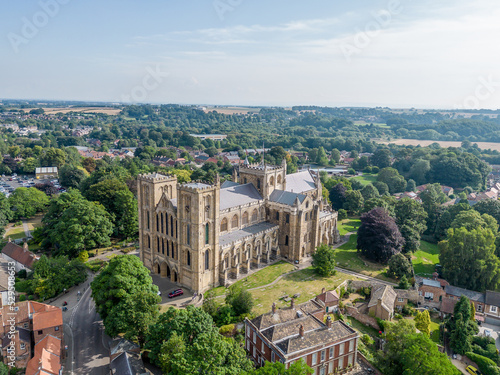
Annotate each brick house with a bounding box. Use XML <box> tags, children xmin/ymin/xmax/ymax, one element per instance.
<box><xmin>1</xmin><ymin>241</ymin><xmax>38</xmax><ymax>272</ymax></box>
<box><xmin>485</xmin><ymin>290</ymin><xmax>500</xmax><ymax>325</ymax></box>
<box><xmin>418</xmin><ymin>278</ymin><xmax>448</xmax><ymax>304</ymax></box>
<box><xmin>245</xmin><ymin>299</ymin><xmax>359</xmax><ymax>374</ymax></box>
<box><xmin>315</xmin><ymin>288</ymin><xmax>339</xmax><ymax>314</ymax></box>
<box><xmin>445</xmin><ymin>285</ymin><xmax>486</xmax><ymax>315</ymax></box>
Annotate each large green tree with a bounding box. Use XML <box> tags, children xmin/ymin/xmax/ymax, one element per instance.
<box><xmin>377</xmin><ymin>167</ymin><xmax>407</xmax><ymax>194</ymax></box>
<box><xmin>146</xmin><ymin>306</ymin><xmax>253</xmax><ymax>374</ymax></box>
<box><xmin>394</xmin><ymin>198</ymin><xmax>427</xmax><ymax>253</ymax></box>
<box><xmin>446</xmin><ymin>296</ymin><xmax>479</xmax><ymax>355</ymax></box>
<box><xmin>244</xmin><ymin>360</ymin><xmax>313</xmax><ymax>375</ymax></box>
<box><xmin>440</xmin><ymin>227</ymin><xmax>500</xmax><ymax>291</ymax></box>
<box><xmin>312</xmin><ymin>243</ymin><xmax>337</xmax><ymax>277</ymax></box>
<box><xmin>9</xmin><ymin>187</ymin><xmax>49</xmax><ymax>220</ymax></box>
<box><xmin>225</xmin><ymin>285</ymin><xmax>254</xmax><ymax>316</ymax></box>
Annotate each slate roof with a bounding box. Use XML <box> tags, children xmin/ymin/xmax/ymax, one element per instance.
<box><xmin>219</xmin><ymin>222</ymin><xmax>278</xmax><ymax>248</ymax></box>
<box><xmin>219</xmin><ymin>183</ymin><xmax>263</xmax><ymax>210</ymax></box>
<box><xmin>110</xmin><ymin>338</ymin><xmax>140</xmax><ymax>357</ymax></box>
<box><xmin>221</xmin><ymin>180</ymin><xmax>239</xmax><ymax>189</ymax></box>
<box><xmin>183</xmin><ymin>182</ymin><xmax>211</xmax><ymax>189</ymax></box>
<box><xmin>486</xmin><ymin>290</ymin><xmax>500</xmax><ymax>307</ymax></box>
<box><xmin>1</xmin><ymin>242</ymin><xmax>37</xmax><ymax>269</ymax></box>
<box><xmin>110</xmin><ymin>352</ymin><xmax>148</xmax><ymax>375</ymax></box>
<box><xmin>284</xmin><ymin>170</ymin><xmax>317</xmax><ymax>193</ymax></box>
<box><xmin>421</xmin><ymin>279</ymin><xmax>442</xmax><ymax>288</ymax></box>
<box><xmin>445</xmin><ymin>285</ymin><xmax>485</xmax><ymax>303</ymax></box>
<box><xmin>269</xmin><ymin>190</ymin><xmax>306</xmax><ymax>206</ymax></box>
<box><xmin>368</xmin><ymin>285</ymin><xmax>397</xmax><ymax>312</ymax></box>
<box><xmin>316</xmin><ymin>290</ymin><xmax>339</xmax><ymax>306</ymax></box>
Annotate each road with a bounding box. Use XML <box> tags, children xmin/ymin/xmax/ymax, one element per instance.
<box><xmin>51</xmin><ymin>275</ymin><xmax>109</xmax><ymax>375</ymax></box>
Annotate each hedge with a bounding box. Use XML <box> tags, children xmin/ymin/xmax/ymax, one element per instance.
<box><xmin>219</xmin><ymin>324</ymin><xmax>235</xmax><ymax>335</ymax></box>
<box><xmin>466</xmin><ymin>352</ymin><xmax>500</xmax><ymax>375</ymax></box>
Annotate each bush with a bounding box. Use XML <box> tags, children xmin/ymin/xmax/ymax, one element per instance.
<box><xmin>219</xmin><ymin>324</ymin><xmax>235</xmax><ymax>336</ymax></box>
<box><xmin>472</xmin><ymin>343</ymin><xmax>499</xmax><ymax>364</ymax></box>
<box><xmin>361</xmin><ymin>334</ymin><xmax>374</xmax><ymax>346</ymax></box>
<box><xmin>466</xmin><ymin>352</ymin><xmax>500</xmax><ymax>375</ymax></box>
<box><xmin>363</xmin><ymin>166</ymin><xmax>373</xmax><ymax>174</ymax></box>
<box><xmin>15</xmin><ymin>221</ymin><xmax>22</xmax><ymax>226</ymax></box>
<box><xmin>338</xmin><ymin>209</ymin><xmax>348</xmax><ymax>221</ymax></box>
<box><xmin>28</xmin><ymin>295</ymin><xmax>34</xmax><ymax>300</ymax></box>
<box><xmin>348</xmin><ymin>168</ymin><xmax>356</xmax><ymax>175</ymax></box>
<box><xmin>17</xmin><ymin>269</ymin><xmax>27</xmax><ymax>279</ymax></box>
<box><xmin>15</xmin><ymin>279</ymin><xmax>32</xmax><ymax>294</ymax></box>
<box><xmin>402</xmin><ymin>304</ymin><xmax>416</xmax><ymax>316</ymax></box>
<box><xmin>18</xmin><ymin>294</ymin><xmax>26</xmax><ymax>302</ymax></box>
<box><xmin>371</xmin><ymin>166</ymin><xmax>379</xmax><ymax>174</ymax></box>
<box><xmin>394</xmin><ymin>313</ymin><xmax>403</xmax><ymax>319</ymax></box>
<box><xmin>78</xmin><ymin>250</ymin><xmax>89</xmax><ymax>263</ymax></box>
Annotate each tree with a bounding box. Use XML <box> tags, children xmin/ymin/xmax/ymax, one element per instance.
<box><xmin>372</xmin><ymin>149</ymin><xmax>392</xmax><ymax>169</ymax></box>
<box><xmin>377</xmin><ymin>167</ymin><xmax>406</xmax><ymax>194</ymax></box>
<box><xmin>474</xmin><ymin>199</ymin><xmax>500</xmax><ymax>225</ymax></box>
<box><xmin>312</xmin><ymin>243</ymin><xmax>336</xmax><ymax>277</ymax></box>
<box><xmin>9</xmin><ymin>187</ymin><xmax>49</xmax><ymax>220</ymax></box>
<box><xmin>440</xmin><ymin>227</ymin><xmax>500</xmax><ymax>292</ymax></box>
<box><xmin>414</xmin><ymin>310</ymin><xmax>431</xmax><ymax>336</ymax></box>
<box><xmin>406</xmin><ymin>179</ymin><xmax>416</xmax><ymax>192</ymax></box>
<box><xmin>420</xmin><ymin>183</ymin><xmax>448</xmax><ymax>235</ymax></box>
<box><xmin>450</xmin><ymin>210</ymin><xmax>498</xmax><ymax>234</ymax></box>
<box><xmin>329</xmin><ymin>183</ymin><xmax>347</xmax><ymax>210</ymax></box>
<box><xmin>49</xmin><ymin>198</ymin><xmax>113</xmax><ymax>257</ymax></box>
<box><xmin>357</xmin><ymin>208</ymin><xmax>404</xmax><ymax>263</ymax></box>
<box><xmin>225</xmin><ymin>286</ymin><xmax>254</xmax><ymax>316</ymax></box>
<box><xmin>245</xmin><ymin>360</ymin><xmax>313</xmax><ymax>375</ymax></box>
<box><xmin>394</xmin><ymin>198</ymin><xmax>427</xmax><ymax>253</ymax></box>
<box><xmin>331</xmin><ymin>148</ymin><xmax>341</xmax><ymax>164</ymax></box>
<box><xmin>435</xmin><ymin>202</ymin><xmax>472</xmax><ymax>240</ymax></box>
<box><xmin>59</xmin><ymin>165</ymin><xmax>88</xmax><ymax>189</ymax></box>
<box><xmin>337</xmin><ymin>209</ymin><xmax>347</xmax><ymax>221</ymax></box>
<box><xmin>21</xmin><ymin>157</ymin><xmax>38</xmax><ymax>173</ymax></box>
<box><xmin>91</xmin><ymin>255</ymin><xmax>159</xmax><ymax>324</ymax></box>
<box><xmin>398</xmin><ymin>275</ymin><xmax>410</xmax><ymax>290</ymax></box>
<box><xmin>360</xmin><ymin>184</ymin><xmax>379</xmax><ymax>200</ymax></box>
<box><xmin>34</xmin><ymin>182</ymin><xmax>58</xmax><ymax>196</ymax></box>
<box><xmin>0</xmin><ymin>194</ymin><xmax>12</xmax><ymax>237</ymax></box>
<box><xmin>344</xmin><ymin>190</ymin><xmax>364</xmax><ymax>214</ymax></box>
<box><xmin>373</xmin><ymin>181</ymin><xmax>389</xmax><ymax>196</ymax></box>
<box><xmin>409</xmin><ymin>159</ymin><xmax>431</xmax><ymax>185</ymax></box>
<box><xmin>446</xmin><ymin>296</ymin><xmax>478</xmax><ymax>355</ymax></box>
<box><xmin>387</xmin><ymin>253</ymin><xmax>412</xmax><ymax>279</ymax></box>
<box><xmin>146</xmin><ymin>306</ymin><xmax>253</xmax><ymax>374</ymax></box>
<box><xmin>40</xmin><ymin>147</ymin><xmax>66</xmax><ymax>167</ymax></box>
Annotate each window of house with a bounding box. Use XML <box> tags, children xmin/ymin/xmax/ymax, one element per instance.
<box><xmin>339</xmin><ymin>343</ymin><xmax>344</xmax><ymax>356</ymax></box>
<box><xmin>311</xmin><ymin>352</ymin><xmax>317</xmax><ymax>366</ymax></box>
<box><xmin>161</xmin><ymin>213</ymin><xmax>164</xmax><ymax>233</ymax></box>
<box><xmin>231</xmin><ymin>215</ymin><xmax>238</xmax><ymax>228</ymax></box>
<box><xmin>20</xmin><ymin>343</ymin><xmax>25</xmax><ymax>350</ymax></box>
<box><xmin>253</xmin><ymin>347</ymin><xmax>256</xmax><ymax>358</ymax></box>
<box><xmin>328</xmin><ymin>362</ymin><xmax>333</xmax><ymax>373</ymax></box>
<box><xmin>329</xmin><ymin>347</ymin><xmax>333</xmax><ymax>359</ymax></box>
<box><xmin>187</xmin><ymin>251</ymin><xmax>191</xmax><ymax>266</ymax></box>
<box><xmin>147</xmin><ymin>213</ymin><xmax>150</xmax><ymax>230</ymax></box>
<box><xmin>205</xmin><ymin>223</ymin><xmax>209</xmax><ymax>244</ymax></box>
<box><xmin>170</xmin><ymin>216</ymin><xmax>174</xmax><ymax>236</ymax></box>
<box><xmin>477</xmin><ymin>304</ymin><xmax>483</xmax><ymax>312</ymax></box>
<box><xmin>157</xmin><ymin>237</ymin><xmax>160</xmax><ymax>253</ymax></box>
<box><xmin>321</xmin><ymin>350</ymin><xmax>325</xmax><ymax>362</ymax></box>
<box><xmin>271</xmin><ymin>352</ymin><xmax>275</xmax><ymax>362</ymax></box>
<box><xmin>147</xmin><ymin>236</ymin><xmax>151</xmax><ymax>249</ymax></box>
<box><xmin>162</xmin><ymin>240</ymin><xmax>165</xmax><ymax>254</ymax></box>
<box><xmin>305</xmin><ymin>213</ymin><xmax>308</xmax><ymax>221</ymax></box>
<box><xmin>242</xmin><ymin>212</ymin><xmax>249</xmax><ymax>225</ymax></box>
<box><xmin>319</xmin><ymin>368</ymin><xmax>325</xmax><ymax>375</ymax></box>
<box><xmin>156</xmin><ymin>214</ymin><xmax>159</xmax><ymax>231</ymax></box>
<box><xmin>252</xmin><ymin>209</ymin><xmax>258</xmax><ymax>222</ymax></box>
<box><xmin>261</xmin><ymin>342</ymin><xmax>265</xmax><ymax>354</ymax></box>
<box><xmin>491</xmin><ymin>305</ymin><xmax>498</xmax><ymax>313</ymax></box>
<box><xmin>38</xmin><ymin>330</ymin><xmax>42</xmax><ymax>335</ymax></box>
<box><xmin>349</xmin><ymin>339</ymin><xmax>354</xmax><ymax>352</ymax></box>
<box><xmin>221</xmin><ymin>218</ymin><xmax>228</xmax><ymax>232</ymax></box>
<box><xmin>253</xmin><ymin>332</ymin><xmax>256</xmax><ymax>344</ymax></box>
<box><xmin>55</xmin><ymin>326</ymin><xmax>59</xmax><ymax>331</ymax></box>
<box><xmin>24</xmin><ymin>323</ymin><xmax>28</xmax><ymax>329</ymax></box>
<box><xmin>257</xmin><ymin>179</ymin><xmax>261</xmax><ymax>189</ymax></box>
<box><xmin>306</xmin><ymin>202</ymin><xmax>309</xmax><ymax>209</ymax></box>
<box><xmin>398</xmin><ymin>298</ymin><xmax>404</xmax><ymax>302</ymax></box>
<box><xmin>348</xmin><ymin>354</ymin><xmax>354</xmax><ymax>366</ymax></box>
<box><xmin>246</xmin><ymin>340</ymin><xmax>250</xmax><ymax>351</ymax></box>
<box><xmin>424</xmin><ymin>292</ymin><xmax>434</xmax><ymax>300</ymax></box>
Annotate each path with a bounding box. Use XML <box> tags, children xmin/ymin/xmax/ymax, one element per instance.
<box><xmin>22</xmin><ymin>220</ymin><xmax>31</xmax><ymax>239</ymax></box>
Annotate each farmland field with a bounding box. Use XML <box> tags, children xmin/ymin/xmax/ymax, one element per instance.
<box><xmin>42</xmin><ymin>107</ymin><xmax>121</xmax><ymax>115</ymax></box>
<box><xmin>377</xmin><ymin>138</ymin><xmax>500</xmax><ymax>151</ymax></box>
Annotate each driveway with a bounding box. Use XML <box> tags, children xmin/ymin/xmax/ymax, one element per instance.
<box><xmin>150</xmin><ymin>273</ymin><xmax>194</xmax><ymax>306</ymax></box>
<box><xmin>478</xmin><ymin>322</ymin><xmax>500</xmax><ymax>351</ymax></box>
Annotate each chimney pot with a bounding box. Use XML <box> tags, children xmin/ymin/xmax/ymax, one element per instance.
<box><xmin>299</xmin><ymin>325</ymin><xmax>304</xmax><ymax>338</ymax></box>
<box><xmin>326</xmin><ymin>316</ymin><xmax>332</xmax><ymax>329</ymax></box>
<box><xmin>23</xmin><ymin>242</ymin><xmax>28</xmax><ymax>251</ymax></box>
<box><xmin>272</xmin><ymin>302</ymin><xmax>276</xmax><ymax>314</ymax></box>
<box><xmin>322</xmin><ymin>287</ymin><xmax>326</xmax><ymax>294</ymax></box>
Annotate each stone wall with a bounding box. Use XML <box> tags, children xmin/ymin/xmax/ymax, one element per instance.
<box><xmin>346</xmin><ymin>306</ymin><xmax>380</xmax><ymax>331</ymax></box>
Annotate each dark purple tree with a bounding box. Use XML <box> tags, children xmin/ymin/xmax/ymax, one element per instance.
<box><xmin>35</xmin><ymin>182</ymin><xmax>58</xmax><ymax>196</ymax></box>
<box><xmin>357</xmin><ymin>207</ymin><xmax>404</xmax><ymax>263</ymax></box>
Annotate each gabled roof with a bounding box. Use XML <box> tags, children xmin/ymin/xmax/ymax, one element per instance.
<box><xmin>421</xmin><ymin>279</ymin><xmax>441</xmax><ymax>288</ymax></box>
<box><xmin>26</xmin><ymin>335</ymin><xmax>61</xmax><ymax>375</ymax></box>
<box><xmin>269</xmin><ymin>190</ymin><xmax>306</xmax><ymax>206</ymax></box>
<box><xmin>110</xmin><ymin>352</ymin><xmax>148</xmax><ymax>375</ymax></box>
<box><xmin>2</xmin><ymin>242</ymin><xmax>37</xmax><ymax>269</ymax></box>
<box><xmin>220</xmin><ymin>180</ymin><xmax>239</xmax><ymax>189</ymax></box>
<box><xmin>219</xmin><ymin>183</ymin><xmax>263</xmax><ymax>210</ymax></box>
<box><xmin>284</xmin><ymin>170</ymin><xmax>316</xmax><ymax>194</ymax></box>
<box><xmin>316</xmin><ymin>290</ymin><xmax>339</xmax><ymax>306</ymax></box>
<box><xmin>445</xmin><ymin>285</ymin><xmax>485</xmax><ymax>303</ymax></box>
<box><xmin>368</xmin><ymin>285</ymin><xmax>397</xmax><ymax>312</ymax></box>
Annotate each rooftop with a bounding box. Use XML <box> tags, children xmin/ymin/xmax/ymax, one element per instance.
<box><xmin>284</xmin><ymin>170</ymin><xmax>317</xmax><ymax>194</ymax></box>
<box><xmin>421</xmin><ymin>279</ymin><xmax>442</xmax><ymax>288</ymax></box>
<box><xmin>219</xmin><ymin>183</ymin><xmax>263</xmax><ymax>211</ymax></box>
<box><xmin>219</xmin><ymin>222</ymin><xmax>278</xmax><ymax>248</ymax></box>
<box><xmin>269</xmin><ymin>190</ymin><xmax>306</xmax><ymax>206</ymax></box>
<box><xmin>445</xmin><ymin>285</ymin><xmax>485</xmax><ymax>303</ymax></box>
<box><xmin>1</xmin><ymin>242</ymin><xmax>37</xmax><ymax>269</ymax></box>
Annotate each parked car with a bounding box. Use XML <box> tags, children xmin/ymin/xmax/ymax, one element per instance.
<box><xmin>466</xmin><ymin>365</ymin><xmax>480</xmax><ymax>375</ymax></box>
<box><xmin>168</xmin><ymin>289</ymin><xmax>183</xmax><ymax>298</ymax></box>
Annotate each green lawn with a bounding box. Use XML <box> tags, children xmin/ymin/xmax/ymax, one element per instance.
<box><xmin>350</xmin><ymin>174</ymin><xmax>378</xmax><ymax>186</ymax></box>
<box><xmin>4</xmin><ymin>227</ymin><xmax>26</xmax><ymax>240</ymax></box>
<box><xmin>412</xmin><ymin>241</ymin><xmax>440</xmax><ymax>276</ymax></box>
<box><xmin>208</xmin><ymin>261</ymin><xmax>296</xmax><ymax>298</ymax></box>
<box><xmin>335</xmin><ymin>234</ymin><xmax>395</xmax><ymax>282</ymax></box>
<box><xmin>430</xmin><ymin>319</ymin><xmax>441</xmax><ymax>343</ymax></box>
<box><xmin>338</xmin><ymin>217</ymin><xmax>361</xmax><ymax>236</ymax></box>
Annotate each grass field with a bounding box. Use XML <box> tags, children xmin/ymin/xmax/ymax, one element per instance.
<box><xmin>335</xmin><ymin>235</ymin><xmax>395</xmax><ymax>282</ymax></box>
<box><xmin>412</xmin><ymin>241</ymin><xmax>440</xmax><ymax>276</ymax></box>
<box><xmin>250</xmin><ymin>268</ymin><xmax>356</xmax><ymax>315</ymax></box>
<box><xmin>350</xmin><ymin>174</ymin><xmax>378</xmax><ymax>186</ymax></box>
<box><xmin>4</xmin><ymin>215</ymin><xmax>43</xmax><ymax>241</ymax></box>
<box><xmin>338</xmin><ymin>217</ymin><xmax>361</xmax><ymax>236</ymax></box>
<box><xmin>430</xmin><ymin>318</ymin><xmax>441</xmax><ymax>343</ymax></box>
<box><xmin>208</xmin><ymin>261</ymin><xmax>296</xmax><ymax>298</ymax></box>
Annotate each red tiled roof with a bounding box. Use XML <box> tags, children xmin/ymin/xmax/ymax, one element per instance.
<box><xmin>440</xmin><ymin>297</ymin><xmax>457</xmax><ymax>315</ymax></box>
<box><xmin>316</xmin><ymin>290</ymin><xmax>339</xmax><ymax>305</ymax></box>
<box><xmin>1</xmin><ymin>242</ymin><xmax>37</xmax><ymax>269</ymax></box>
<box><xmin>26</xmin><ymin>335</ymin><xmax>61</xmax><ymax>375</ymax></box>
<box><xmin>32</xmin><ymin>309</ymin><xmax>63</xmax><ymax>331</ymax></box>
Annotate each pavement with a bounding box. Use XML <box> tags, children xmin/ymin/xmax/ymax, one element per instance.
<box><xmin>478</xmin><ymin>322</ymin><xmax>500</xmax><ymax>351</ymax></box>
<box><xmin>50</xmin><ymin>274</ymin><xmax>110</xmax><ymax>375</ymax></box>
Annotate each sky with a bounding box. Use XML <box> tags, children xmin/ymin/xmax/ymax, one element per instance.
<box><xmin>1</xmin><ymin>0</ymin><xmax>500</xmax><ymax>109</ymax></box>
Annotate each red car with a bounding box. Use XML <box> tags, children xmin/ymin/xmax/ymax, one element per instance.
<box><xmin>168</xmin><ymin>289</ymin><xmax>183</xmax><ymax>298</ymax></box>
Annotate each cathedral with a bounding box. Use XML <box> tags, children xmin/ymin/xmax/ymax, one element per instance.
<box><xmin>137</xmin><ymin>159</ymin><xmax>339</xmax><ymax>293</ymax></box>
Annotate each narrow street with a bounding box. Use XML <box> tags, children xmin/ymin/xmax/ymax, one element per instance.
<box><xmin>50</xmin><ymin>275</ymin><xmax>109</xmax><ymax>375</ymax></box>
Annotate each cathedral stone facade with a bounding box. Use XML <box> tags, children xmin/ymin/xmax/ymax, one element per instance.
<box><xmin>138</xmin><ymin>160</ymin><xmax>339</xmax><ymax>293</ymax></box>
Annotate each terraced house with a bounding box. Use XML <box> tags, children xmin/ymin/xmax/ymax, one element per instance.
<box><xmin>138</xmin><ymin>160</ymin><xmax>339</xmax><ymax>293</ymax></box>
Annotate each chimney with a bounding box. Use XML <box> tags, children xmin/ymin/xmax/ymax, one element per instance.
<box><xmin>23</xmin><ymin>242</ymin><xmax>28</xmax><ymax>251</ymax></box>
<box><xmin>8</xmin><ymin>237</ymin><xmax>11</xmax><ymax>243</ymax></box>
<box><xmin>299</xmin><ymin>325</ymin><xmax>304</xmax><ymax>338</ymax></box>
<box><xmin>322</xmin><ymin>287</ymin><xmax>326</xmax><ymax>294</ymax></box>
<box><xmin>272</xmin><ymin>302</ymin><xmax>276</xmax><ymax>314</ymax></box>
<box><xmin>291</xmin><ymin>298</ymin><xmax>295</xmax><ymax>309</ymax></box>
<box><xmin>326</xmin><ymin>316</ymin><xmax>332</xmax><ymax>329</ymax></box>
